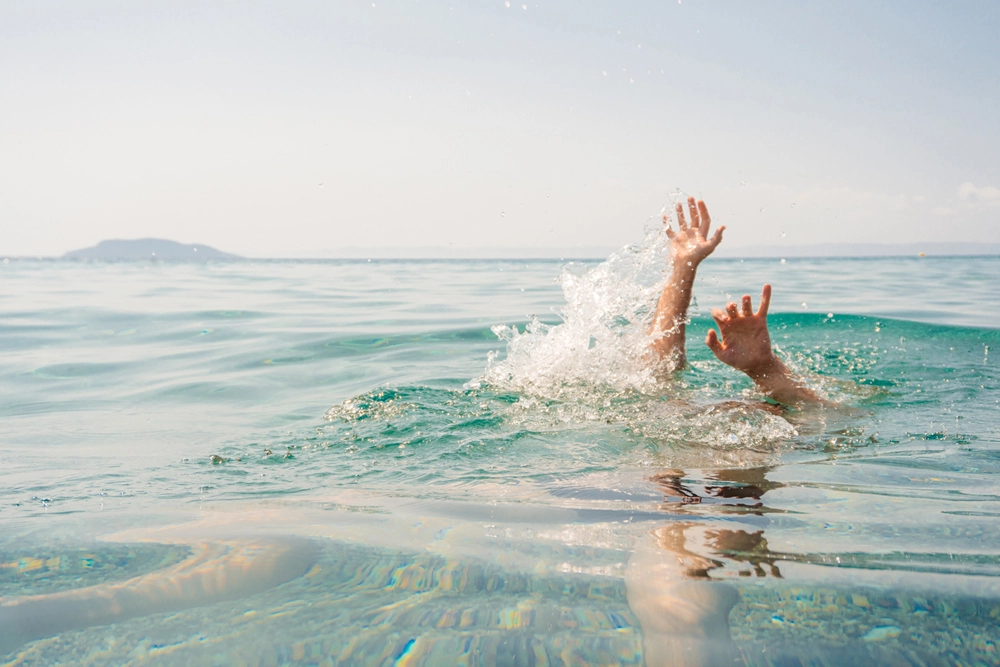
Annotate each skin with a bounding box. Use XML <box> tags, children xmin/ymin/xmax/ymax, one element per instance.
<box><xmin>706</xmin><ymin>284</ymin><xmax>827</xmax><ymax>406</ymax></box>
<box><xmin>633</xmin><ymin>201</ymin><xmax>835</xmax><ymax>665</ymax></box>
<box><xmin>0</xmin><ymin>537</ymin><xmax>319</xmax><ymax>658</ymax></box>
<box><xmin>649</xmin><ymin>197</ymin><xmax>725</xmax><ymax>371</ymax></box>
<box><xmin>650</xmin><ymin>197</ymin><xmax>826</xmax><ymax>406</ymax></box>
<box><xmin>625</xmin><ymin>523</ymin><xmax>743</xmax><ymax>666</ymax></box>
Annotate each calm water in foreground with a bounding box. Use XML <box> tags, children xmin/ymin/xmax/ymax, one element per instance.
<box><xmin>1</xmin><ymin>252</ymin><xmax>999</xmax><ymax>666</ymax></box>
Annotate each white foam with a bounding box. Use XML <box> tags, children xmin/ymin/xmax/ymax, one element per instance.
<box><xmin>478</xmin><ymin>225</ymin><xmax>669</xmax><ymax>398</ymax></box>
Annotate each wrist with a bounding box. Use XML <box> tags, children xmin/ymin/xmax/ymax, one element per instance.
<box><xmin>669</xmin><ymin>262</ymin><xmax>698</xmax><ymax>283</ymax></box>
<box><xmin>744</xmin><ymin>355</ymin><xmax>788</xmax><ymax>384</ymax></box>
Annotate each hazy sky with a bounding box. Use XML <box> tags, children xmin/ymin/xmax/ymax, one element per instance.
<box><xmin>3</xmin><ymin>1</ymin><xmax>998</xmax><ymax>257</ymax></box>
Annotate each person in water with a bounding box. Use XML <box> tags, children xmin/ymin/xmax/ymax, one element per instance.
<box><xmin>649</xmin><ymin>196</ymin><xmax>823</xmax><ymax>406</ymax></box>
<box><xmin>2</xmin><ymin>199</ymin><xmax>817</xmax><ymax>665</ymax></box>
<box><xmin>625</xmin><ymin>197</ymin><xmax>833</xmax><ymax>666</ymax></box>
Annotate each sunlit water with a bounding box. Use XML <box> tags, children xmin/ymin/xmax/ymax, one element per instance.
<box><xmin>1</xmin><ymin>250</ymin><xmax>999</xmax><ymax>666</ymax></box>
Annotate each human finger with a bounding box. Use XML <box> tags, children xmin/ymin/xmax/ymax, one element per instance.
<box><xmin>687</xmin><ymin>197</ymin><xmax>700</xmax><ymax>232</ymax></box>
<box><xmin>741</xmin><ymin>295</ymin><xmax>753</xmax><ymax>316</ymax></box>
<box><xmin>675</xmin><ymin>202</ymin><xmax>687</xmax><ymax>231</ymax></box>
<box><xmin>706</xmin><ymin>329</ymin><xmax>723</xmax><ymax>355</ymax></box>
<box><xmin>711</xmin><ymin>308</ymin><xmax>728</xmax><ymax>326</ymax></box>
<box><xmin>697</xmin><ymin>200</ymin><xmax>711</xmax><ymax>238</ymax></box>
<box><xmin>757</xmin><ymin>284</ymin><xmax>772</xmax><ymax>317</ymax></box>
<box><xmin>725</xmin><ymin>302</ymin><xmax>739</xmax><ymax>318</ymax></box>
<box><xmin>663</xmin><ymin>214</ymin><xmax>675</xmax><ymax>239</ymax></box>
<box><xmin>708</xmin><ymin>225</ymin><xmax>726</xmax><ymax>249</ymax></box>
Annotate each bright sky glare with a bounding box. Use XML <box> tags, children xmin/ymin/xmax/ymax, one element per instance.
<box><xmin>2</xmin><ymin>1</ymin><xmax>998</xmax><ymax>257</ymax></box>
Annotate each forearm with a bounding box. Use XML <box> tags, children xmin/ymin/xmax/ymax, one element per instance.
<box><xmin>745</xmin><ymin>356</ymin><xmax>827</xmax><ymax>406</ymax></box>
<box><xmin>649</xmin><ymin>264</ymin><xmax>698</xmax><ymax>367</ymax></box>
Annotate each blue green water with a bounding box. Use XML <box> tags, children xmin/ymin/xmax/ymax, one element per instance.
<box><xmin>1</xmin><ymin>253</ymin><xmax>999</xmax><ymax>665</ymax></box>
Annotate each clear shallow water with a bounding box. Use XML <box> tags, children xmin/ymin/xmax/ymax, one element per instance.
<box><xmin>1</xmin><ymin>254</ymin><xmax>999</xmax><ymax>665</ymax></box>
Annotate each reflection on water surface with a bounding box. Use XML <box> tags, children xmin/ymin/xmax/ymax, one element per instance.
<box><xmin>1</xmin><ymin>257</ymin><xmax>998</xmax><ymax>664</ymax></box>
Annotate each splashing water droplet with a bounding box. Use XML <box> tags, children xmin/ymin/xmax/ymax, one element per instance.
<box><xmin>827</xmin><ymin>313</ymin><xmax>834</xmax><ymax>318</ymax></box>
<box><xmin>504</xmin><ymin>0</ymin><xmax>510</xmax><ymax>6</ymax></box>
<box><xmin>780</xmin><ymin>231</ymin><xmax>786</xmax><ymax>238</ymax></box>
<box><xmin>780</xmin><ymin>258</ymin><xmax>786</xmax><ymax>264</ymax></box>
<box><xmin>522</xmin><ymin>3</ymin><xmax>527</xmax><ymax>8</ymax></box>
<box><xmin>801</xmin><ymin>302</ymin><xmax>808</xmax><ymax>308</ymax></box>
<box><xmin>479</xmin><ymin>226</ymin><xmax>671</xmax><ymax>396</ymax></box>
<box><xmin>500</xmin><ymin>211</ymin><xmax>505</xmax><ymax>217</ymax></box>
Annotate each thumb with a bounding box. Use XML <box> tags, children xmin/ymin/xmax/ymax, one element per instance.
<box><xmin>705</xmin><ymin>329</ymin><xmax>724</xmax><ymax>356</ymax></box>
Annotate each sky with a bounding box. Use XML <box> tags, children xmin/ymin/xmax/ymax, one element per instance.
<box><xmin>2</xmin><ymin>0</ymin><xmax>999</xmax><ymax>257</ymax></box>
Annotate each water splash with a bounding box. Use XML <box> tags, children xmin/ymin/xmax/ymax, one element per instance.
<box><xmin>465</xmin><ymin>221</ymin><xmax>806</xmax><ymax>462</ymax></box>
<box><xmin>478</xmin><ymin>225</ymin><xmax>670</xmax><ymax>398</ymax></box>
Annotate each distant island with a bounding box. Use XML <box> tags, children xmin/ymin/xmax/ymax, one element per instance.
<box><xmin>63</xmin><ymin>239</ymin><xmax>240</xmax><ymax>261</ymax></box>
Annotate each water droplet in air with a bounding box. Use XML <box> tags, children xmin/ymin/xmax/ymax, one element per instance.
<box><xmin>780</xmin><ymin>258</ymin><xmax>786</xmax><ymax>264</ymax></box>
<box><xmin>501</xmin><ymin>211</ymin><xmax>505</xmax><ymax>217</ymax></box>
<box><xmin>629</xmin><ymin>78</ymin><xmax>634</xmax><ymax>83</ymax></box>
<box><xmin>318</xmin><ymin>182</ymin><xmax>324</xmax><ymax>187</ymax></box>
<box><xmin>760</xmin><ymin>207</ymin><xmax>766</xmax><ymax>213</ymax></box>
<box><xmin>505</xmin><ymin>0</ymin><xmax>509</xmax><ymax>6</ymax></box>
<box><xmin>827</xmin><ymin>313</ymin><xmax>834</xmax><ymax>318</ymax></box>
<box><xmin>602</xmin><ymin>71</ymin><xmax>607</xmax><ymax>76</ymax></box>
<box><xmin>780</xmin><ymin>231</ymin><xmax>786</xmax><ymax>237</ymax></box>
<box><xmin>546</xmin><ymin>193</ymin><xmax>550</xmax><ymax>198</ymax></box>
<box><xmin>791</xmin><ymin>202</ymin><xmax>797</xmax><ymax>207</ymax></box>
<box><xmin>740</xmin><ymin>180</ymin><xmax>747</xmax><ymax>187</ymax></box>
<box><xmin>801</xmin><ymin>302</ymin><xmax>808</xmax><ymax>308</ymax></box>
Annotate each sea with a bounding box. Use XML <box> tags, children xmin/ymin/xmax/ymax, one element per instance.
<box><xmin>1</xmin><ymin>236</ymin><xmax>999</xmax><ymax>665</ymax></box>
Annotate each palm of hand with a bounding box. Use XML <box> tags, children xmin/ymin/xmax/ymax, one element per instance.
<box><xmin>706</xmin><ymin>285</ymin><xmax>776</xmax><ymax>375</ymax></box>
<box><xmin>713</xmin><ymin>315</ymin><xmax>773</xmax><ymax>372</ymax></box>
<box><xmin>664</xmin><ymin>198</ymin><xmax>725</xmax><ymax>268</ymax></box>
<box><xmin>670</xmin><ymin>227</ymin><xmax>719</xmax><ymax>266</ymax></box>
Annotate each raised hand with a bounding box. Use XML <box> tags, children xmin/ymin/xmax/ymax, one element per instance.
<box><xmin>705</xmin><ymin>284</ymin><xmax>827</xmax><ymax>406</ymax></box>
<box><xmin>649</xmin><ymin>197</ymin><xmax>726</xmax><ymax>372</ymax></box>
<box><xmin>664</xmin><ymin>197</ymin><xmax>725</xmax><ymax>268</ymax></box>
<box><xmin>705</xmin><ymin>284</ymin><xmax>776</xmax><ymax>375</ymax></box>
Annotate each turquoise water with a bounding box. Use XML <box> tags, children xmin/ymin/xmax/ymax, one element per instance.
<box><xmin>1</xmin><ymin>252</ymin><xmax>999</xmax><ymax>665</ymax></box>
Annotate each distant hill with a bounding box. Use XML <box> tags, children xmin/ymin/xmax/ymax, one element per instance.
<box><xmin>63</xmin><ymin>238</ymin><xmax>240</xmax><ymax>261</ymax></box>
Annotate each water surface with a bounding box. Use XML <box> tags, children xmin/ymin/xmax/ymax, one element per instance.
<box><xmin>1</xmin><ymin>254</ymin><xmax>998</xmax><ymax>665</ymax></box>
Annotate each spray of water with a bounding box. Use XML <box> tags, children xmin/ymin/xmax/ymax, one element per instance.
<box><xmin>479</xmin><ymin>224</ymin><xmax>670</xmax><ymax>398</ymax></box>
<box><xmin>473</xmin><ymin>216</ymin><xmax>798</xmax><ymax>461</ymax></box>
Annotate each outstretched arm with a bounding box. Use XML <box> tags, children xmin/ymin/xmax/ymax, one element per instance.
<box><xmin>649</xmin><ymin>197</ymin><xmax>725</xmax><ymax>371</ymax></box>
<box><xmin>705</xmin><ymin>284</ymin><xmax>830</xmax><ymax>406</ymax></box>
